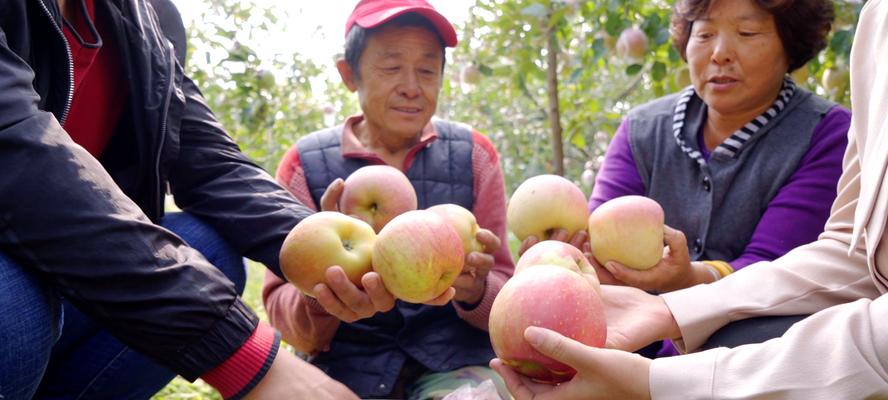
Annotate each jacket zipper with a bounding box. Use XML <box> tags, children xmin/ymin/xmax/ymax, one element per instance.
<box><xmin>154</xmin><ymin>40</ymin><xmax>175</xmax><ymax>216</ymax></box>
<box><xmin>37</xmin><ymin>0</ymin><xmax>74</xmax><ymax>125</ymax></box>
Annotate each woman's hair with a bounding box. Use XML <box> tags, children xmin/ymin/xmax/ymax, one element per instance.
<box><xmin>670</xmin><ymin>0</ymin><xmax>834</xmax><ymax>71</ymax></box>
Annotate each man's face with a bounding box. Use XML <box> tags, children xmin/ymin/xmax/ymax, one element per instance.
<box><xmin>346</xmin><ymin>25</ymin><xmax>444</xmax><ymax>140</ymax></box>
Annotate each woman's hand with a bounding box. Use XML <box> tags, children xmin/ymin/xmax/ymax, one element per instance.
<box><xmin>601</xmin><ymin>225</ymin><xmax>711</xmax><ymax>292</ymax></box>
<box><xmin>490</xmin><ymin>327</ymin><xmax>652</xmax><ymax>400</ymax></box>
<box><xmin>600</xmin><ymin>285</ymin><xmax>681</xmax><ymax>352</ymax></box>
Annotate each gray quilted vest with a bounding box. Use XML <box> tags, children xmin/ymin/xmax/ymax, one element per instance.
<box><xmin>628</xmin><ymin>88</ymin><xmax>836</xmax><ymax>262</ymax></box>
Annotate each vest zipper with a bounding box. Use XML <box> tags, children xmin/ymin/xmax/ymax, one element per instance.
<box><xmin>37</xmin><ymin>0</ymin><xmax>74</xmax><ymax>125</ymax></box>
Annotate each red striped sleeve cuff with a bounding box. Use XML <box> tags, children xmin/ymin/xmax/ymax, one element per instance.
<box><xmin>201</xmin><ymin>322</ymin><xmax>280</xmax><ymax>399</ymax></box>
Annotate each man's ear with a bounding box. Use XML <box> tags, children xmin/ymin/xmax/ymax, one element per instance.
<box><xmin>336</xmin><ymin>59</ymin><xmax>359</xmax><ymax>92</ymax></box>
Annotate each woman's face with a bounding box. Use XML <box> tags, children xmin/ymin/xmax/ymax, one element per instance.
<box><xmin>686</xmin><ymin>0</ymin><xmax>789</xmax><ymax>117</ymax></box>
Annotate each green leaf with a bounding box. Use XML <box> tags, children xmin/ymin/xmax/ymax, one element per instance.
<box><xmin>829</xmin><ymin>30</ymin><xmax>853</xmax><ymax>56</ymax></box>
<box><xmin>626</xmin><ymin>64</ymin><xmax>644</xmax><ymax>75</ymax></box>
<box><xmin>605</xmin><ymin>11</ymin><xmax>623</xmax><ymax>36</ymax></box>
<box><xmin>569</xmin><ymin>67</ymin><xmax>585</xmax><ymax>83</ymax></box>
<box><xmin>478</xmin><ymin>64</ymin><xmax>494</xmax><ymax>76</ymax></box>
<box><xmin>651</xmin><ymin>62</ymin><xmax>666</xmax><ymax>81</ymax></box>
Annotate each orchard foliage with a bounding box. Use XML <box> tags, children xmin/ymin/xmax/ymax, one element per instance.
<box><xmin>437</xmin><ymin>0</ymin><xmax>863</xmax><ymax>192</ymax></box>
<box><xmin>180</xmin><ymin>0</ymin><xmax>862</xmax><ymax>190</ymax></box>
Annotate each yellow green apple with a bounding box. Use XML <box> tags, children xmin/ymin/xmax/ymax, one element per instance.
<box><xmin>507</xmin><ymin>174</ymin><xmax>590</xmax><ymax>242</ymax></box>
<box><xmin>587</xmin><ymin>195</ymin><xmax>664</xmax><ymax>270</ymax></box>
<box><xmin>372</xmin><ymin>210</ymin><xmax>465</xmax><ymax>303</ymax></box>
<box><xmin>279</xmin><ymin>211</ymin><xmax>376</xmax><ymax>297</ymax></box>
<box><xmin>426</xmin><ymin>203</ymin><xmax>483</xmax><ymax>254</ymax></box>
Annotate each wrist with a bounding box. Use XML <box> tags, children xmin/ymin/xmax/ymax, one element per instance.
<box><xmin>655</xmin><ymin>296</ymin><xmax>682</xmax><ymax>341</ymax></box>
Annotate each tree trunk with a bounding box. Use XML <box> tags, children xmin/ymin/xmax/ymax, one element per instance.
<box><xmin>545</xmin><ymin>6</ymin><xmax>564</xmax><ymax>176</ymax></box>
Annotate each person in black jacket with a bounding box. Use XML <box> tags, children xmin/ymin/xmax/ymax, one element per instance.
<box><xmin>0</xmin><ymin>0</ymin><xmax>356</xmax><ymax>398</ymax></box>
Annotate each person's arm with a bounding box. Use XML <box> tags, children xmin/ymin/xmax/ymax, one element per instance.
<box><xmin>263</xmin><ymin>147</ymin><xmax>342</xmax><ymax>353</ymax></box>
<box><xmin>451</xmin><ymin>132</ymin><xmax>515</xmax><ymax>330</ymax></box>
<box><xmin>0</xmin><ymin>20</ymin><xmax>259</xmax><ymax>386</ymax></box>
<box><xmin>588</xmin><ymin>120</ymin><xmax>647</xmax><ymax>211</ymax></box>
<box><xmin>661</xmin><ymin>104</ymin><xmax>879</xmax><ymax>354</ymax></box>
<box><xmin>651</xmin><ymin>294</ymin><xmax>888</xmax><ymax>399</ymax></box>
<box><xmin>726</xmin><ymin>107</ymin><xmax>850</xmax><ymax>270</ymax></box>
<box><xmin>167</xmin><ymin>74</ymin><xmax>313</xmax><ymax>279</ymax></box>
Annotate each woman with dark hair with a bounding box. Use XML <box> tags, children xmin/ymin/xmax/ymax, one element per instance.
<box><xmin>493</xmin><ymin>0</ymin><xmax>888</xmax><ymax>398</ymax></box>
<box><xmin>584</xmin><ymin>0</ymin><xmax>848</xmax><ymax>312</ymax></box>
<box><xmin>513</xmin><ymin>0</ymin><xmax>850</xmax><ymax>360</ymax></box>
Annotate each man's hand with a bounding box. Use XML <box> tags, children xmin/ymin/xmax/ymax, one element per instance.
<box><xmin>244</xmin><ymin>350</ymin><xmax>359</xmax><ymax>399</ymax></box>
<box><xmin>490</xmin><ymin>327</ymin><xmax>652</xmax><ymax>400</ymax></box>
<box><xmin>313</xmin><ymin>266</ymin><xmax>455</xmax><ymax>322</ymax></box>
<box><xmin>452</xmin><ymin>228</ymin><xmax>499</xmax><ymax>304</ymax></box>
<box><xmin>319</xmin><ymin>178</ymin><xmax>345</xmax><ymax>212</ymax></box>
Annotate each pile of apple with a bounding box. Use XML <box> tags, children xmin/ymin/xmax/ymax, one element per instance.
<box><xmin>489</xmin><ymin>174</ymin><xmax>665</xmax><ymax>383</ymax></box>
<box><xmin>279</xmin><ymin>165</ymin><xmax>480</xmax><ymax>304</ymax></box>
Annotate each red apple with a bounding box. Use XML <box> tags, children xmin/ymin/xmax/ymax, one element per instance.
<box><xmin>340</xmin><ymin>165</ymin><xmax>418</xmax><ymax>233</ymax></box>
<box><xmin>515</xmin><ymin>240</ymin><xmax>594</xmax><ymax>274</ymax></box>
<box><xmin>587</xmin><ymin>195</ymin><xmax>664</xmax><ymax>270</ymax></box>
<box><xmin>427</xmin><ymin>203</ymin><xmax>483</xmax><ymax>254</ymax></box>
<box><xmin>279</xmin><ymin>211</ymin><xmax>377</xmax><ymax>297</ymax></box>
<box><xmin>489</xmin><ymin>265</ymin><xmax>606</xmax><ymax>383</ymax></box>
<box><xmin>460</xmin><ymin>64</ymin><xmax>482</xmax><ymax>85</ymax></box>
<box><xmin>616</xmin><ymin>27</ymin><xmax>648</xmax><ymax>61</ymax></box>
<box><xmin>507</xmin><ymin>174</ymin><xmax>590</xmax><ymax>242</ymax></box>
<box><xmin>372</xmin><ymin>210</ymin><xmax>465</xmax><ymax>303</ymax></box>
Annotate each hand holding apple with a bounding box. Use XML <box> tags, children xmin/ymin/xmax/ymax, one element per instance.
<box><xmin>588</xmin><ymin>195</ymin><xmax>665</xmax><ymax>271</ymax></box>
<box><xmin>451</xmin><ymin>228</ymin><xmax>499</xmax><ymax>305</ymax></box>
<box><xmin>279</xmin><ymin>211</ymin><xmax>376</xmax><ymax>297</ymax></box>
<box><xmin>489</xmin><ymin>265</ymin><xmax>606</xmax><ymax>384</ymax></box>
<box><xmin>312</xmin><ymin>267</ymin><xmax>395</xmax><ymax>323</ymax></box>
<box><xmin>602</xmin><ymin>225</ymin><xmax>716</xmax><ymax>293</ymax></box>
<box><xmin>490</xmin><ymin>327</ymin><xmax>652</xmax><ymax>400</ymax></box>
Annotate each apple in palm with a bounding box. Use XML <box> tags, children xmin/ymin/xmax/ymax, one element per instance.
<box><xmin>507</xmin><ymin>174</ymin><xmax>590</xmax><ymax>242</ymax></box>
<box><xmin>279</xmin><ymin>211</ymin><xmax>376</xmax><ymax>297</ymax></box>
<box><xmin>427</xmin><ymin>203</ymin><xmax>483</xmax><ymax>254</ymax></box>
<box><xmin>340</xmin><ymin>165</ymin><xmax>418</xmax><ymax>232</ymax></box>
<box><xmin>489</xmin><ymin>264</ymin><xmax>606</xmax><ymax>383</ymax></box>
<box><xmin>587</xmin><ymin>195</ymin><xmax>664</xmax><ymax>270</ymax></box>
<box><xmin>372</xmin><ymin>210</ymin><xmax>465</xmax><ymax>303</ymax></box>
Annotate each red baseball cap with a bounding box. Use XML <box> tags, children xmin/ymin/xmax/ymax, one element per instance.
<box><xmin>345</xmin><ymin>0</ymin><xmax>458</xmax><ymax>47</ymax></box>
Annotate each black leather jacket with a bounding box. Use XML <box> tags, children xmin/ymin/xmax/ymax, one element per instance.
<box><xmin>0</xmin><ymin>0</ymin><xmax>311</xmax><ymax>380</ymax></box>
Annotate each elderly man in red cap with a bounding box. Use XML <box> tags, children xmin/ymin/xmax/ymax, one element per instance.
<box><xmin>263</xmin><ymin>0</ymin><xmax>514</xmax><ymax>398</ymax></box>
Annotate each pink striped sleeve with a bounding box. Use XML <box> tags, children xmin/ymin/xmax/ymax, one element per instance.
<box><xmin>452</xmin><ymin>131</ymin><xmax>515</xmax><ymax>330</ymax></box>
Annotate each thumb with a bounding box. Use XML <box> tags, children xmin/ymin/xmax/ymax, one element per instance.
<box><xmin>320</xmin><ymin>178</ymin><xmax>345</xmax><ymax>212</ymax></box>
<box><xmin>662</xmin><ymin>224</ymin><xmax>687</xmax><ymax>250</ymax></box>
<box><xmin>524</xmin><ymin>326</ymin><xmax>595</xmax><ymax>370</ymax></box>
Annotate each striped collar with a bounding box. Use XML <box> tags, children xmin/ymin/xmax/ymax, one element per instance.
<box><xmin>672</xmin><ymin>78</ymin><xmax>797</xmax><ymax>166</ymax></box>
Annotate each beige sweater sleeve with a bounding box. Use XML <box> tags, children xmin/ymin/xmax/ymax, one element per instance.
<box><xmin>651</xmin><ymin>295</ymin><xmax>888</xmax><ymax>399</ymax></box>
